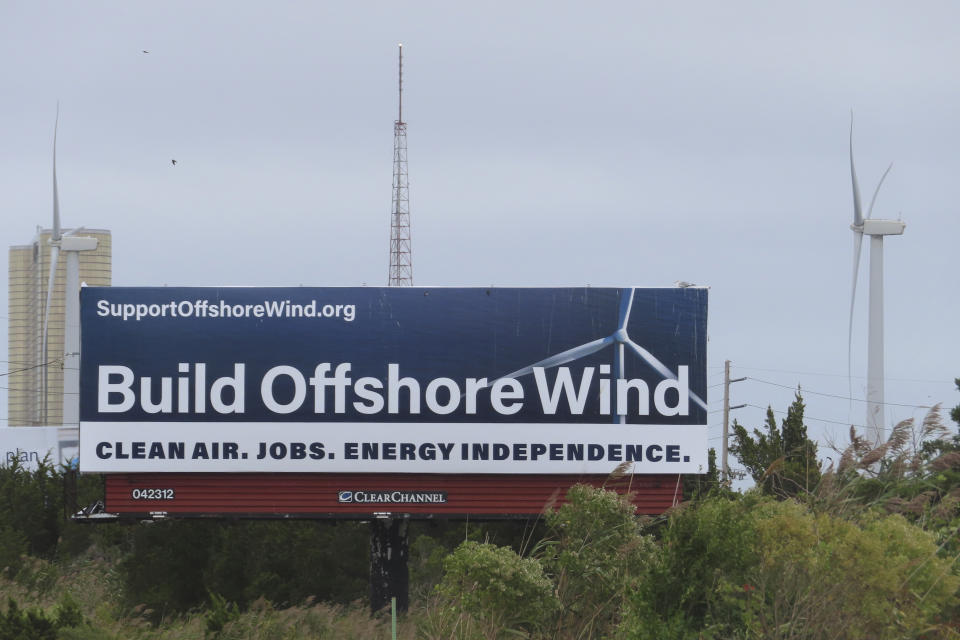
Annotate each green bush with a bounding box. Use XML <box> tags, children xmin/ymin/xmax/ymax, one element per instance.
<box><xmin>0</xmin><ymin>460</ymin><xmax>62</xmax><ymax>558</ymax></box>
<box><xmin>618</xmin><ymin>494</ymin><xmax>960</xmax><ymax>640</ymax></box>
<box><xmin>0</xmin><ymin>525</ymin><xmax>28</xmax><ymax>577</ymax></box>
<box><xmin>408</xmin><ymin>518</ymin><xmax>544</xmax><ymax>602</ymax></box>
<box><xmin>120</xmin><ymin>520</ymin><xmax>215</xmax><ymax>617</ymax></box>
<box><xmin>213</xmin><ymin>521</ymin><xmax>368</xmax><ymax>607</ymax></box>
<box><xmin>54</xmin><ymin>593</ymin><xmax>85</xmax><ymax>629</ymax></box>
<box><xmin>0</xmin><ymin>459</ymin><xmax>114</xmax><ymax>568</ymax></box>
<box><xmin>540</xmin><ymin>484</ymin><xmax>654</xmax><ymax>638</ymax></box>
<box><xmin>0</xmin><ymin>595</ymin><xmax>84</xmax><ymax>639</ymax></box>
<box><xmin>620</xmin><ymin>492</ymin><xmax>762</xmax><ymax>639</ymax></box>
<box><xmin>0</xmin><ymin>597</ymin><xmax>56</xmax><ymax>640</ymax></box>
<box><xmin>431</xmin><ymin>541</ymin><xmax>558</xmax><ymax>638</ymax></box>
<box><xmin>748</xmin><ymin>504</ymin><xmax>959</xmax><ymax>639</ymax></box>
<box><xmin>121</xmin><ymin>519</ymin><xmax>369</xmax><ymax>618</ymax></box>
<box><xmin>205</xmin><ymin>592</ymin><xmax>240</xmax><ymax>638</ymax></box>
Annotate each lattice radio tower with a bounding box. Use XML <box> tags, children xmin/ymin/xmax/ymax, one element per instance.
<box><xmin>388</xmin><ymin>43</ymin><xmax>413</xmax><ymax>286</ymax></box>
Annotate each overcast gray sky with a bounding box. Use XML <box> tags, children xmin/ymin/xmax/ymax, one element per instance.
<box><xmin>3</xmin><ymin>1</ymin><xmax>958</xmax><ymax>473</ymax></box>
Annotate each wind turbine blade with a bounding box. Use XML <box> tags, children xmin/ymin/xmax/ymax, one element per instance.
<box><xmin>866</xmin><ymin>163</ymin><xmax>893</xmax><ymax>220</ymax></box>
<box><xmin>52</xmin><ymin>104</ymin><xmax>61</xmax><ymax>241</ymax></box>
<box><xmin>63</xmin><ymin>226</ymin><xmax>86</xmax><ymax>237</ymax></box>
<box><xmin>618</xmin><ymin>288</ymin><xmax>635</xmax><ymax>329</ymax></box>
<box><xmin>624</xmin><ymin>338</ymin><xmax>708</xmax><ymax>410</ymax></box>
<box><xmin>849</xmin><ymin>113</ymin><xmax>863</xmax><ymax>227</ymax></box>
<box><xmin>848</xmin><ymin>230</ymin><xmax>863</xmax><ymax>406</ymax></box>
<box><xmin>497</xmin><ymin>336</ymin><xmax>614</xmax><ymax>380</ymax></box>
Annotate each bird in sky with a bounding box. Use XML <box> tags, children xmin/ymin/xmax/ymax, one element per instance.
<box><xmin>142</xmin><ymin>50</ymin><xmax>149</xmax><ymax>54</ymax></box>
<box><xmin>171</xmin><ymin>159</ymin><xmax>177</xmax><ymax>166</ymax></box>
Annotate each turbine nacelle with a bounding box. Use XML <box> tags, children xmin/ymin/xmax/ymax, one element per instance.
<box><xmin>60</xmin><ymin>235</ymin><xmax>99</xmax><ymax>252</ymax></box>
<box><xmin>856</xmin><ymin>219</ymin><xmax>906</xmax><ymax>236</ymax></box>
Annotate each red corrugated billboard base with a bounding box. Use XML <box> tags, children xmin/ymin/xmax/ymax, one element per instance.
<box><xmin>104</xmin><ymin>473</ymin><xmax>682</xmax><ymax>517</ymax></box>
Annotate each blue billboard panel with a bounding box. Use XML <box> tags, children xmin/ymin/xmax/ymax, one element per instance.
<box><xmin>79</xmin><ymin>287</ymin><xmax>707</xmax><ymax>474</ymax></box>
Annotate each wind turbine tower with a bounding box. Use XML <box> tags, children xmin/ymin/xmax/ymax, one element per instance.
<box><xmin>45</xmin><ymin>106</ymin><xmax>99</xmax><ymax>426</ymax></box>
<box><xmin>848</xmin><ymin>116</ymin><xmax>906</xmax><ymax>445</ymax></box>
<box><xmin>388</xmin><ymin>43</ymin><xmax>413</xmax><ymax>286</ymax></box>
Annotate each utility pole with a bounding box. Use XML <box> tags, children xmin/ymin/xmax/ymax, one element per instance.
<box><xmin>721</xmin><ymin>360</ymin><xmax>746</xmax><ymax>483</ymax></box>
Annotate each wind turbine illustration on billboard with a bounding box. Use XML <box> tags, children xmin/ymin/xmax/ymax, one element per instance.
<box><xmin>493</xmin><ymin>288</ymin><xmax>707</xmax><ymax>424</ymax></box>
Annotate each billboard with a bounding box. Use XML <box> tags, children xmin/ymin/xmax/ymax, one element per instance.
<box><xmin>1</xmin><ymin>427</ymin><xmax>79</xmax><ymax>471</ymax></box>
<box><xmin>79</xmin><ymin>287</ymin><xmax>708</xmax><ymax>477</ymax></box>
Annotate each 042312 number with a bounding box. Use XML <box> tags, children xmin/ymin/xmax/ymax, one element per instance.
<box><xmin>130</xmin><ymin>488</ymin><xmax>175</xmax><ymax>500</ymax></box>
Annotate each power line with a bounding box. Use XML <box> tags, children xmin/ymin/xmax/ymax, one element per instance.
<box><xmin>745</xmin><ymin>376</ymin><xmax>935</xmax><ymax>409</ymax></box>
<box><xmin>1</xmin><ymin>359</ymin><xmax>62</xmax><ymax>377</ymax></box>
<box><xmin>743</xmin><ymin>402</ymin><xmax>869</xmax><ymax>429</ymax></box>
<box><xmin>1</xmin><ymin>386</ymin><xmax>77</xmax><ymax>394</ymax></box>
<box><xmin>731</xmin><ymin>364</ymin><xmax>955</xmax><ymax>386</ymax></box>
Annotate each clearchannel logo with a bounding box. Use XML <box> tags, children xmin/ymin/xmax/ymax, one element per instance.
<box><xmin>337</xmin><ymin>490</ymin><xmax>448</xmax><ymax>504</ymax></box>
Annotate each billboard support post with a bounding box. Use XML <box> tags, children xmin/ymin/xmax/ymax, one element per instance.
<box><xmin>370</xmin><ymin>518</ymin><xmax>409</xmax><ymax>614</ymax></box>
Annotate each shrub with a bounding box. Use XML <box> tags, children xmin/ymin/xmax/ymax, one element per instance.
<box><xmin>540</xmin><ymin>484</ymin><xmax>654</xmax><ymax>638</ymax></box>
<box><xmin>0</xmin><ymin>459</ymin><xmax>62</xmax><ymax>558</ymax></box>
<box><xmin>618</xmin><ymin>494</ymin><xmax>960</xmax><ymax>640</ymax></box>
<box><xmin>0</xmin><ymin>525</ymin><xmax>27</xmax><ymax>577</ymax></box>
<box><xmin>0</xmin><ymin>594</ymin><xmax>84</xmax><ymax>639</ymax></box>
<box><xmin>121</xmin><ymin>519</ymin><xmax>369</xmax><ymax>618</ymax></box>
<box><xmin>431</xmin><ymin>541</ymin><xmax>558</xmax><ymax>638</ymax></box>
<box><xmin>745</xmin><ymin>504</ymin><xmax>960</xmax><ymax>639</ymax></box>
<box><xmin>620</xmin><ymin>492</ymin><xmax>762</xmax><ymax>639</ymax></box>
<box><xmin>205</xmin><ymin>592</ymin><xmax>240</xmax><ymax>638</ymax></box>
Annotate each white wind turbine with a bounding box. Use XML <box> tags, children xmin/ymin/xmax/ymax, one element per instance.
<box><xmin>494</xmin><ymin>288</ymin><xmax>707</xmax><ymax>424</ymax></box>
<box><xmin>42</xmin><ymin>106</ymin><xmax>98</xmax><ymax>426</ymax></box>
<box><xmin>848</xmin><ymin>115</ymin><xmax>905</xmax><ymax>445</ymax></box>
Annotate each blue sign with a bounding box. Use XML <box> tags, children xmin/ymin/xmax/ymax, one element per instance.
<box><xmin>79</xmin><ymin>287</ymin><xmax>708</xmax><ymax>473</ymax></box>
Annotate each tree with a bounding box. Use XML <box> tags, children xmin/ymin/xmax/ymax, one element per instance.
<box><xmin>619</xmin><ymin>494</ymin><xmax>960</xmax><ymax>640</ymax></box>
<box><xmin>730</xmin><ymin>392</ymin><xmax>821</xmax><ymax>497</ymax></box>
<box><xmin>951</xmin><ymin>377</ymin><xmax>960</xmax><ymax>427</ymax></box>
<box><xmin>682</xmin><ymin>447</ymin><xmax>722</xmax><ymax>499</ymax></box>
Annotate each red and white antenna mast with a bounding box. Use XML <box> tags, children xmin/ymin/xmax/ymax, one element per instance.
<box><xmin>388</xmin><ymin>43</ymin><xmax>413</xmax><ymax>286</ymax></box>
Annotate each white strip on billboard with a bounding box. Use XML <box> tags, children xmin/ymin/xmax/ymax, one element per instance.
<box><xmin>80</xmin><ymin>422</ymin><xmax>707</xmax><ymax>473</ymax></box>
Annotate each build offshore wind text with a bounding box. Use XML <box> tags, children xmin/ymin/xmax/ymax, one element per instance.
<box><xmin>96</xmin><ymin>362</ymin><xmax>693</xmax><ymax>418</ymax></box>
